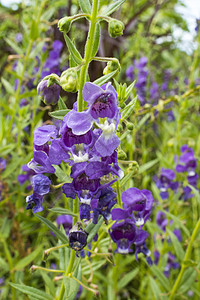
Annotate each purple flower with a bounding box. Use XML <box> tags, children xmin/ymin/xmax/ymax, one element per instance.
<box><xmin>37</xmin><ymin>80</ymin><xmax>61</xmax><ymax>105</ymax></box>
<box><xmin>154</xmin><ymin>250</ymin><xmax>160</xmax><ymax>265</ymax></box>
<box><xmin>155</xmin><ymin>168</ymin><xmax>178</xmax><ymax>199</ymax></box>
<box><xmin>173</xmin><ymin>229</ymin><xmax>182</xmax><ymax>242</ymax></box>
<box><xmin>163</xmin><ymin>252</ymin><xmax>179</xmax><ymax>277</ymax></box>
<box><xmin>56</xmin><ymin>215</ymin><xmax>72</xmax><ymax>234</ymax></box>
<box><xmin>0</xmin><ymin>158</ymin><xmax>6</xmax><ymax>172</ymax></box>
<box><xmin>69</xmin><ymin>223</ymin><xmax>88</xmax><ymax>251</ymax></box>
<box><xmin>126</xmin><ymin>65</ymin><xmax>134</xmax><ymax>81</ymax></box>
<box><xmin>156</xmin><ymin>211</ymin><xmax>168</xmax><ymax>232</ymax></box>
<box><xmin>109</xmin><ymin>219</ymin><xmax>137</xmax><ymax>254</ymax></box>
<box><xmin>32</xmin><ymin>174</ymin><xmax>51</xmax><ymax>195</ymax></box>
<box><xmin>121</xmin><ymin>187</ymin><xmax>153</xmax><ymax>226</ymax></box>
<box><xmin>26</xmin><ymin>193</ymin><xmax>43</xmax><ymax>213</ymax></box>
<box><xmin>176</xmin><ymin>145</ymin><xmax>197</xmax><ymax>176</ymax></box>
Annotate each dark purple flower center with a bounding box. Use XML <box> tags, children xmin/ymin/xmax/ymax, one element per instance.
<box><xmin>91</xmin><ymin>93</ymin><xmax>116</xmax><ymax>119</ymax></box>
<box><xmin>62</xmin><ymin>127</ymin><xmax>92</xmax><ymax>147</ymax></box>
<box><xmin>74</xmin><ymin>172</ymin><xmax>100</xmax><ymax>192</ymax></box>
<box><xmin>69</xmin><ymin>230</ymin><xmax>88</xmax><ymax>250</ymax></box>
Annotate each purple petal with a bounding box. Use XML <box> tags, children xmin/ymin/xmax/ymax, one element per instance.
<box><xmin>67</xmin><ymin>111</ymin><xmax>93</xmax><ymax>135</ymax></box>
<box><xmin>95</xmin><ymin>132</ymin><xmax>120</xmax><ymax>157</ymax></box>
<box><xmin>33</xmin><ymin>125</ymin><xmax>58</xmax><ymax>146</ymax></box>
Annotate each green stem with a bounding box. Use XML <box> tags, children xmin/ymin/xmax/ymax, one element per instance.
<box><xmin>77</xmin><ymin>0</ymin><xmax>99</xmax><ymax>112</ymax></box>
<box><xmin>57</xmin><ymin>250</ymin><xmax>76</xmax><ymax>300</ymax></box>
<box><xmin>169</xmin><ymin>218</ymin><xmax>200</xmax><ymax>299</ymax></box>
<box><xmin>116</xmin><ymin>180</ymin><xmax>122</xmax><ymax>207</ymax></box>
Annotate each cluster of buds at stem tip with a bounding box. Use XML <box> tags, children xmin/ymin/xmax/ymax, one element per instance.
<box><xmin>108</xmin><ymin>19</ymin><xmax>124</xmax><ymax>38</ymax></box>
<box><xmin>60</xmin><ymin>68</ymin><xmax>79</xmax><ymax>93</ymax></box>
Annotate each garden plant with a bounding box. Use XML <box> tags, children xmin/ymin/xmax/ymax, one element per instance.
<box><xmin>0</xmin><ymin>0</ymin><xmax>200</xmax><ymax>299</ymax></box>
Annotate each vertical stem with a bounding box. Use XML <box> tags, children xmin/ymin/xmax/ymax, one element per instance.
<box><xmin>169</xmin><ymin>218</ymin><xmax>200</xmax><ymax>299</ymax></box>
<box><xmin>57</xmin><ymin>250</ymin><xmax>76</xmax><ymax>300</ymax></box>
<box><xmin>77</xmin><ymin>0</ymin><xmax>99</xmax><ymax>112</ymax></box>
<box><xmin>116</xmin><ymin>180</ymin><xmax>122</xmax><ymax>207</ymax></box>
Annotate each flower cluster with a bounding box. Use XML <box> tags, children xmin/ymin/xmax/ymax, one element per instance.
<box><xmin>155</xmin><ymin>145</ymin><xmax>198</xmax><ymax>201</ymax></box>
<box><xmin>109</xmin><ymin>187</ymin><xmax>153</xmax><ymax>265</ymax></box>
<box><xmin>27</xmin><ymin>82</ymin><xmax>122</xmax><ymax>223</ymax></box>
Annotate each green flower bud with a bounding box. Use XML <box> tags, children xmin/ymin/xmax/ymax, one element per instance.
<box><xmin>103</xmin><ymin>60</ymin><xmax>120</xmax><ymax>76</ymax></box>
<box><xmin>117</xmin><ymin>123</ymin><xmax>123</xmax><ymax>132</ymax></box>
<box><xmin>117</xmin><ymin>149</ymin><xmax>127</xmax><ymax>160</ymax></box>
<box><xmin>58</xmin><ymin>16</ymin><xmax>72</xmax><ymax>34</ymax></box>
<box><xmin>60</xmin><ymin>69</ymin><xmax>78</xmax><ymax>93</ymax></box>
<box><xmin>126</xmin><ymin>122</ymin><xmax>134</xmax><ymax>130</ymax></box>
<box><xmin>108</xmin><ymin>19</ymin><xmax>124</xmax><ymax>38</ymax></box>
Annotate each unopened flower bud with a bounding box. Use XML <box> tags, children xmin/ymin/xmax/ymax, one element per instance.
<box><xmin>117</xmin><ymin>149</ymin><xmax>127</xmax><ymax>160</ymax></box>
<box><xmin>126</xmin><ymin>122</ymin><xmax>134</xmax><ymax>130</ymax></box>
<box><xmin>103</xmin><ymin>60</ymin><xmax>120</xmax><ymax>76</ymax></box>
<box><xmin>58</xmin><ymin>16</ymin><xmax>72</xmax><ymax>34</ymax></box>
<box><xmin>108</xmin><ymin>20</ymin><xmax>124</xmax><ymax>38</ymax></box>
<box><xmin>117</xmin><ymin>123</ymin><xmax>123</xmax><ymax>132</ymax></box>
<box><xmin>60</xmin><ymin>69</ymin><xmax>78</xmax><ymax>92</ymax></box>
<box><xmin>37</xmin><ymin>80</ymin><xmax>60</xmax><ymax>105</ymax></box>
<box><xmin>69</xmin><ymin>222</ymin><xmax>88</xmax><ymax>251</ymax></box>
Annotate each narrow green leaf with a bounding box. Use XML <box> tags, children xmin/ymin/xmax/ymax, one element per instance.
<box><xmin>49</xmin><ymin>109</ymin><xmax>70</xmax><ymax>120</ymax></box>
<box><xmin>149</xmin><ymin>276</ymin><xmax>165</xmax><ymax>300</ymax></box>
<box><xmin>101</xmin><ymin>0</ymin><xmax>126</xmax><ymax>16</ymax></box>
<box><xmin>121</xmin><ymin>96</ymin><xmax>137</xmax><ymax>119</ymax></box>
<box><xmin>87</xmin><ymin>216</ymin><xmax>104</xmax><ymax>243</ymax></box>
<box><xmin>118</xmin><ymin>268</ymin><xmax>139</xmax><ymax>289</ymax></box>
<box><xmin>30</xmin><ymin>19</ymin><xmax>39</xmax><ymax>40</ymax></box>
<box><xmin>125</xmin><ymin>81</ymin><xmax>136</xmax><ymax>99</ymax></box>
<box><xmin>40</xmin><ymin>271</ymin><xmax>55</xmax><ymax>296</ymax></box>
<box><xmin>1</xmin><ymin>78</ymin><xmax>15</xmax><ymax>95</ymax></box>
<box><xmin>151</xmin><ymin>265</ymin><xmax>171</xmax><ymax>292</ymax></box>
<box><xmin>48</xmin><ymin>207</ymin><xmax>77</xmax><ymax>217</ymax></box>
<box><xmin>14</xmin><ymin>245</ymin><xmax>43</xmax><ymax>271</ymax></box>
<box><xmin>93</xmin><ymin>70</ymin><xmax>118</xmax><ymax>86</ymax></box>
<box><xmin>91</xmin><ymin>23</ymin><xmax>100</xmax><ymax>57</ymax></box>
<box><xmin>35</xmin><ymin>214</ymin><xmax>68</xmax><ymax>244</ymax></box>
<box><xmin>78</xmin><ymin>0</ymin><xmax>91</xmax><ymax>14</ymax></box>
<box><xmin>5</xmin><ymin>37</ymin><xmax>23</xmax><ymax>55</ymax></box>
<box><xmin>167</xmin><ymin>229</ymin><xmax>185</xmax><ymax>261</ymax></box>
<box><xmin>64</xmin><ymin>35</ymin><xmax>82</xmax><ymax>65</ymax></box>
<box><xmin>138</xmin><ymin>158</ymin><xmax>159</xmax><ymax>174</ymax></box>
<box><xmin>58</xmin><ymin>96</ymin><xmax>67</xmax><ymax>110</ymax></box>
<box><xmin>178</xmin><ymin>267</ymin><xmax>197</xmax><ymax>294</ymax></box>
<box><xmin>53</xmin><ymin>165</ymin><xmax>71</xmax><ymax>182</ymax></box>
<box><xmin>64</xmin><ymin>264</ymin><xmax>82</xmax><ymax>300</ymax></box>
<box><xmin>9</xmin><ymin>283</ymin><xmax>53</xmax><ymax>300</ymax></box>
<box><xmin>188</xmin><ymin>184</ymin><xmax>200</xmax><ymax>204</ymax></box>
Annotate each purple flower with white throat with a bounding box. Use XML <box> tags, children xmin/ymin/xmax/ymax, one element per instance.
<box><xmin>156</xmin><ymin>211</ymin><xmax>168</xmax><ymax>232</ymax></box>
<box><xmin>155</xmin><ymin>168</ymin><xmax>178</xmax><ymax>199</ymax></box>
<box><xmin>121</xmin><ymin>187</ymin><xmax>153</xmax><ymax>226</ymax></box>
<box><xmin>109</xmin><ymin>219</ymin><xmax>137</xmax><ymax>254</ymax></box>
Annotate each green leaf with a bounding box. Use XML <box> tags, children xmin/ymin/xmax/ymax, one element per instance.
<box><xmin>40</xmin><ymin>272</ymin><xmax>55</xmax><ymax>296</ymax></box>
<box><xmin>118</xmin><ymin>268</ymin><xmax>139</xmax><ymax>290</ymax></box>
<box><xmin>30</xmin><ymin>19</ymin><xmax>39</xmax><ymax>40</ymax></box>
<box><xmin>121</xmin><ymin>96</ymin><xmax>137</xmax><ymax>119</ymax></box>
<box><xmin>159</xmin><ymin>209</ymin><xmax>190</xmax><ymax>237</ymax></box>
<box><xmin>100</xmin><ymin>0</ymin><xmax>126</xmax><ymax>16</ymax></box>
<box><xmin>78</xmin><ymin>0</ymin><xmax>91</xmax><ymax>14</ymax></box>
<box><xmin>167</xmin><ymin>229</ymin><xmax>185</xmax><ymax>261</ymax></box>
<box><xmin>178</xmin><ymin>267</ymin><xmax>197</xmax><ymax>294</ymax></box>
<box><xmin>53</xmin><ymin>165</ymin><xmax>71</xmax><ymax>182</ymax></box>
<box><xmin>58</xmin><ymin>96</ymin><xmax>67</xmax><ymax>110</ymax></box>
<box><xmin>149</xmin><ymin>276</ymin><xmax>166</xmax><ymax>300</ymax></box>
<box><xmin>48</xmin><ymin>207</ymin><xmax>77</xmax><ymax>217</ymax></box>
<box><xmin>9</xmin><ymin>283</ymin><xmax>53</xmax><ymax>300</ymax></box>
<box><xmin>182</xmin><ymin>259</ymin><xmax>198</xmax><ymax>267</ymax></box>
<box><xmin>188</xmin><ymin>184</ymin><xmax>200</xmax><ymax>204</ymax></box>
<box><xmin>87</xmin><ymin>216</ymin><xmax>104</xmax><ymax>244</ymax></box>
<box><xmin>151</xmin><ymin>265</ymin><xmax>171</xmax><ymax>292</ymax></box>
<box><xmin>1</xmin><ymin>78</ymin><xmax>15</xmax><ymax>95</ymax></box>
<box><xmin>64</xmin><ymin>35</ymin><xmax>82</xmax><ymax>65</ymax></box>
<box><xmin>138</xmin><ymin>158</ymin><xmax>159</xmax><ymax>174</ymax></box>
<box><xmin>93</xmin><ymin>70</ymin><xmax>118</xmax><ymax>86</ymax></box>
<box><xmin>14</xmin><ymin>245</ymin><xmax>43</xmax><ymax>271</ymax></box>
<box><xmin>64</xmin><ymin>265</ymin><xmax>82</xmax><ymax>300</ymax></box>
<box><xmin>49</xmin><ymin>109</ymin><xmax>70</xmax><ymax>120</ymax></box>
<box><xmin>35</xmin><ymin>214</ymin><xmax>68</xmax><ymax>244</ymax></box>
<box><xmin>4</xmin><ymin>37</ymin><xmax>23</xmax><ymax>55</ymax></box>
<box><xmin>125</xmin><ymin>81</ymin><xmax>136</xmax><ymax>100</ymax></box>
<box><xmin>91</xmin><ymin>23</ymin><xmax>100</xmax><ymax>57</ymax></box>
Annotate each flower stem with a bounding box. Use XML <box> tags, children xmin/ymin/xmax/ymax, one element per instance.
<box><xmin>169</xmin><ymin>217</ymin><xmax>200</xmax><ymax>299</ymax></box>
<box><xmin>57</xmin><ymin>249</ymin><xmax>76</xmax><ymax>300</ymax></box>
<box><xmin>77</xmin><ymin>0</ymin><xmax>99</xmax><ymax>112</ymax></box>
